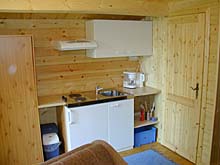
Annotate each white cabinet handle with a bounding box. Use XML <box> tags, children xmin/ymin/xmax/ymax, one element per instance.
<box><xmin>110</xmin><ymin>103</ymin><xmax>120</xmax><ymax>108</ymax></box>
<box><xmin>68</xmin><ymin>110</ymin><xmax>76</xmax><ymax>125</ymax></box>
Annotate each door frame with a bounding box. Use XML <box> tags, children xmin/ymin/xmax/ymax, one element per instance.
<box><xmin>211</xmin><ymin>55</ymin><xmax>220</xmax><ymax>164</ymax></box>
<box><xmin>210</xmin><ymin>6</ymin><xmax>220</xmax><ymax>164</ymax></box>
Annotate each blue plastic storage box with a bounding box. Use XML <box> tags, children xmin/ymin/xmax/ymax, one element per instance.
<box><xmin>134</xmin><ymin>126</ymin><xmax>157</xmax><ymax>147</ymax></box>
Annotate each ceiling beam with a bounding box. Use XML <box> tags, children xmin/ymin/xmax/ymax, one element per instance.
<box><xmin>0</xmin><ymin>0</ymin><xmax>168</xmax><ymax>16</ymax></box>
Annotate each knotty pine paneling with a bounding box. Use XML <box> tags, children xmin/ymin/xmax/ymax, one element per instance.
<box><xmin>0</xmin><ymin>17</ymin><xmax>139</xmax><ymax>96</ymax></box>
<box><xmin>141</xmin><ymin>17</ymin><xmax>167</xmax><ymax>144</ymax></box>
<box><xmin>142</xmin><ymin>1</ymin><xmax>219</xmax><ymax>164</ymax></box>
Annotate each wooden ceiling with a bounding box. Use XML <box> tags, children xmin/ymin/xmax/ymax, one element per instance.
<box><xmin>0</xmin><ymin>0</ymin><xmax>168</xmax><ymax>17</ymax></box>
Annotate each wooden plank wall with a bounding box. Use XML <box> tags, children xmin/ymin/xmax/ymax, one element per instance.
<box><xmin>142</xmin><ymin>0</ymin><xmax>219</xmax><ymax>164</ymax></box>
<box><xmin>141</xmin><ymin>17</ymin><xmax>168</xmax><ymax>143</ymax></box>
<box><xmin>0</xmin><ymin>14</ymin><xmax>141</xmax><ymax>96</ymax></box>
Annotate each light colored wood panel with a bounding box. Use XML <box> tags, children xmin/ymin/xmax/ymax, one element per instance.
<box><xmin>123</xmin><ymin>86</ymin><xmax>161</xmax><ymax>97</ymax></box>
<box><xmin>167</xmin><ymin>93</ymin><xmax>195</xmax><ymax>108</ymax></box>
<box><xmin>0</xmin><ymin>18</ymin><xmax>140</xmax><ymax>96</ymax></box>
<box><xmin>168</xmin><ymin>0</ymin><xmax>218</xmax><ymax>16</ymax></box>
<box><xmin>36</xmin><ymin>60</ymin><xmax>138</xmax><ymax>75</ymax></box>
<box><xmin>35</xmin><ymin>54</ymin><xmax>134</xmax><ymax>66</ymax></box>
<box><xmin>56</xmin><ymin>106</ymin><xmax>68</xmax><ymax>152</ymax></box>
<box><xmin>37</xmin><ymin>69</ymin><xmax>135</xmax><ymax>83</ymax></box>
<box><xmin>162</xmin><ymin>3</ymin><xmax>219</xmax><ymax>164</ymax></box>
<box><xmin>141</xmin><ymin>17</ymin><xmax>168</xmax><ymax>144</ymax></box>
<box><xmin>164</xmin><ymin>13</ymin><xmax>205</xmax><ymax>163</ymax></box>
<box><xmin>133</xmin><ymin>95</ymin><xmax>154</xmax><ymax>113</ymax></box>
<box><xmin>0</xmin><ymin>19</ymin><xmax>84</xmax><ymax>29</ymax></box>
<box><xmin>144</xmin><ymin>2</ymin><xmax>219</xmax><ymax>165</ymax></box>
<box><xmin>34</xmin><ymin>47</ymin><xmax>84</xmax><ymax>57</ymax></box>
<box><xmin>37</xmin><ymin>76</ymin><xmax>123</xmax><ymax>96</ymax></box>
<box><xmin>163</xmin><ymin>100</ymin><xmax>176</xmax><ymax>151</ymax></box>
<box><xmin>196</xmin><ymin>8</ymin><xmax>212</xmax><ymax>165</ymax></box>
<box><xmin>134</xmin><ymin>120</ymin><xmax>159</xmax><ymax>128</ymax></box>
<box><xmin>168</xmin><ymin>14</ymin><xmax>199</xmax><ymax>24</ymax></box>
<box><xmin>0</xmin><ymin>0</ymin><xmax>168</xmax><ymax>16</ymax></box>
<box><xmin>37</xmin><ymin>73</ymin><xmax>123</xmax><ymax>86</ymax></box>
<box><xmin>0</xmin><ymin>29</ymin><xmax>85</xmax><ymax>48</ymax></box>
<box><xmin>0</xmin><ymin>36</ymin><xmax>43</xmax><ymax>164</ymax></box>
<box><xmin>174</xmin><ymin>104</ymin><xmax>199</xmax><ymax>162</ymax></box>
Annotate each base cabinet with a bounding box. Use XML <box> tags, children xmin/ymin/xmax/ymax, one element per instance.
<box><xmin>63</xmin><ymin>99</ymin><xmax>134</xmax><ymax>152</ymax></box>
<box><xmin>64</xmin><ymin>103</ymin><xmax>109</xmax><ymax>151</ymax></box>
<box><xmin>108</xmin><ymin>99</ymin><xmax>134</xmax><ymax>151</ymax></box>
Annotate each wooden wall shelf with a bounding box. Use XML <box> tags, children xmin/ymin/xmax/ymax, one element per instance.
<box><xmin>122</xmin><ymin>86</ymin><xmax>161</xmax><ymax>97</ymax></box>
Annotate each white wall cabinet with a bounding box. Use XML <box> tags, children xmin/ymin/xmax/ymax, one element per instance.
<box><xmin>64</xmin><ymin>99</ymin><xmax>134</xmax><ymax>152</ymax></box>
<box><xmin>86</xmin><ymin>20</ymin><xmax>152</xmax><ymax>58</ymax></box>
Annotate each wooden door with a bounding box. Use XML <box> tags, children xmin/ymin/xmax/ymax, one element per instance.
<box><xmin>163</xmin><ymin>14</ymin><xmax>205</xmax><ymax>163</ymax></box>
<box><xmin>0</xmin><ymin>36</ymin><xmax>43</xmax><ymax>164</ymax></box>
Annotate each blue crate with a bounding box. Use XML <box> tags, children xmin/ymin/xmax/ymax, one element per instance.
<box><xmin>134</xmin><ymin>126</ymin><xmax>156</xmax><ymax>147</ymax></box>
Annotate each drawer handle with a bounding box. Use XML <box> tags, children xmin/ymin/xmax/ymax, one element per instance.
<box><xmin>110</xmin><ymin>104</ymin><xmax>120</xmax><ymax>108</ymax></box>
<box><xmin>68</xmin><ymin>111</ymin><xmax>76</xmax><ymax>125</ymax></box>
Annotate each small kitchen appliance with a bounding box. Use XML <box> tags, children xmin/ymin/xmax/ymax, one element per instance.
<box><xmin>123</xmin><ymin>72</ymin><xmax>145</xmax><ymax>88</ymax></box>
<box><xmin>123</xmin><ymin>72</ymin><xmax>137</xmax><ymax>89</ymax></box>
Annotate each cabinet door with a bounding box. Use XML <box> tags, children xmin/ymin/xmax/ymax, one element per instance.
<box><xmin>0</xmin><ymin>36</ymin><xmax>43</xmax><ymax>164</ymax></box>
<box><xmin>65</xmin><ymin>103</ymin><xmax>109</xmax><ymax>151</ymax></box>
<box><xmin>108</xmin><ymin>99</ymin><xmax>134</xmax><ymax>151</ymax></box>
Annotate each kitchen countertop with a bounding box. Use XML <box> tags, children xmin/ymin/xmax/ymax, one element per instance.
<box><xmin>38</xmin><ymin>86</ymin><xmax>160</xmax><ymax>109</ymax></box>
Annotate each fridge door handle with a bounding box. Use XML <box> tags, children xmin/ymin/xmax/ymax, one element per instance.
<box><xmin>110</xmin><ymin>103</ymin><xmax>120</xmax><ymax>108</ymax></box>
<box><xmin>68</xmin><ymin>110</ymin><xmax>76</xmax><ymax>125</ymax></box>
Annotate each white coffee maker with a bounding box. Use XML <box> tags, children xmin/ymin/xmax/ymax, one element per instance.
<box><xmin>123</xmin><ymin>72</ymin><xmax>137</xmax><ymax>88</ymax></box>
<box><xmin>123</xmin><ymin>72</ymin><xmax>145</xmax><ymax>88</ymax></box>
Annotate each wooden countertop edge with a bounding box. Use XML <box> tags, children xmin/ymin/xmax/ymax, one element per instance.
<box><xmin>38</xmin><ymin>102</ymin><xmax>66</xmax><ymax>109</ymax></box>
<box><xmin>122</xmin><ymin>86</ymin><xmax>161</xmax><ymax>97</ymax></box>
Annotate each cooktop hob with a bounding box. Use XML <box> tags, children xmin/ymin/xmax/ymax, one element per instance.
<box><xmin>63</xmin><ymin>93</ymin><xmax>88</xmax><ymax>103</ymax></box>
<box><xmin>69</xmin><ymin>93</ymin><xmax>82</xmax><ymax>98</ymax></box>
<box><xmin>74</xmin><ymin>96</ymin><xmax>86</xmax><ymax>102</ymax></box>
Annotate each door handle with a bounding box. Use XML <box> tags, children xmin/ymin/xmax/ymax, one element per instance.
<box><xmin>190</xmin><ymin>83</ymin><xmax>199</xmax><ymax>99</ymax></box>
<box><xmin>68</xmin><ymin>110</ymin><xmax>76</xmax><ymax>125</ymax></box>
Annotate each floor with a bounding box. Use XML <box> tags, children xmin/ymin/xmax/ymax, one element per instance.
<box><xmin>120</xmin><ymin>142</ymin><xmax>194</xmax><ymax>165</ymax></box>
